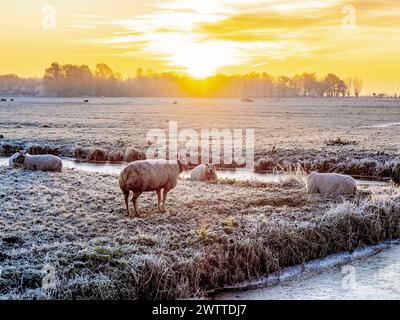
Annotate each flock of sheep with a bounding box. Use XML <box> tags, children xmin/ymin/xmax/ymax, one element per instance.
<box><xmin>8</xmin><ymin>150</ymin><xmax>357</xmax><ymax>216</ymax></box>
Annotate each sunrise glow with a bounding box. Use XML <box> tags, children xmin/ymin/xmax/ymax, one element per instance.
<box><xmin>1</xmin><ymin>0</ymin><xmax>400</xmax><ymax>91</ymax></box>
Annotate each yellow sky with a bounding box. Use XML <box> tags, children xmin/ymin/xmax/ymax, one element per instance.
<box><xmin>1</xmin><ymin>0</ymin><xmax>400</xmax><ymax>93</ymax></box>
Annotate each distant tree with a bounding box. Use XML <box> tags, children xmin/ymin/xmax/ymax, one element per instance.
<box><xmin>301</xmin><ymin>73</ymin><xmax>318</xmax><ymax>97</ymax></box>
<box><xmin>288</xmin><ymin>74</ymin><xmax>303</xmax><ymax>97</ymax></box>
<box><xmin>114</xmin><ymin>72</ymin><xmax>123</xmax><ymax>81</ymax></box>
<box><xmin>323</xmin><ymin>73</ymin><xmax>349</xmax><ymax>97</ymax></box>
<box><xmin>344</xmin><ymin>78</ymin><xmax>353</xmax><ymax>96</ymax></box>
<box><xmin>43</xmin><ymin>62</ymin><xmax>64</xmax><ymax>96</ymax></box>
<box><xmin>324</xmin><ymin>73</ymin><xmax>342</xmax><ymax>97</ymax></box>
<box><xmin>136</xmin><ymin>67</ymin><xmax>144</xmax><ymax>78</ymax></box>
<box><xmin>62</xmin><ymin>64</ymin><xmax>94</xmax><ymax>96</ymax></box>
<box><xmin>337</xmin><ymin>80</ymin><xmax>347</xmax><ymax>97</ymax></box>
<box><xmin>277</xmin><ymin>76</ymin><xmax>290</xmax><ymax>97</ymax></box>
<box><xmin>261</xmin><ymin>73</ymin><xmax>274</xmax><ymax>97</ymax></box>
<box><xmin>4</xmin><ymin>64</ymin><xmax>357</xmax><ymax>98</ymax></box>
<box><xmin>44</xmin><ymin>62</ymin><xmax>63</xmax><ymax>81</ymax></box>
<box><xmin>0</xmin><ymin>74</ymin><xmax>40</xmax><ymax>95</ymax></box>
<box><xmin>353</xmin><ymin>78</ymin><xmax>363</xmax><ymax>97</ymax></box>
<box><xmin>43</xmin><ymin>62</ymin><xmax>97</xmax><ymax>96</ymax></box>
<box><xmin>317</xmin><ymin>78</ymin><xmax>329</xmax><ymax>98</ymax></box>
<box><xmin>94</xmin><ymin>63</ymin><xmax>118</xmax><ymax>96</ymax></box>
<box><xmin>95</xmin><ymin>63</ymin><xmax>115</xmax><ymax>80</ymax></box>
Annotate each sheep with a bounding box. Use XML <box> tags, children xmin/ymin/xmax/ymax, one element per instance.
<box><xmin>190</xmin><ymin>164</ymin><xmax>218</xmax><ymax>181</ymax></box>
<box><xmin>119</xmin><ymin>159</ymin><xmax>185</xmax><ymax>216</ymax></box>
<box><xmin>9</xmin><ymin>151</ymin><xmax>63</xmax><ymax>172</ymax></box>
<box><xmin>306</xmin><ymin>172</ymin><xmax>357</xmax><ymax>195</ymax></box>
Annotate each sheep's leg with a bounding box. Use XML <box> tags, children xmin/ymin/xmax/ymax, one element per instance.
<box><xmin>162</xmin><ymin>187</ymin><xmax>171</xmax><ymax>211</ymax></box>
<box><xmin>131</xmin><ymin>191</ymin><xmax>142</xmax><ymax>216</ymax></box>
<box><xmin>156</xmin><ymin>189</ymin><xmax>162</xmax><ymax>212</ymax></box>
<box><xmin>122</xmin><ymin>189</ymin><xmax>130</xmax><ymax>216</ymax></box>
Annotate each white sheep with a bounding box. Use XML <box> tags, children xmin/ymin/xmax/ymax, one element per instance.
<box><xmin>306</xmin><ymin>172</ymin><xmax>357</xmax><ymax>195</ymax></box>
<box><xmin>119</xmin><ymin>159</ymin><xmax>185</xmax><ymax>216</ymax></box>
<box><xmin>9</xmin><ymin>151</ymin><xmax>63</xmax><ymax>172</ymax></box>
<box><xmin>190</xmin><ymin>164</ymin><xmax>218</xmax><ymax>181</ymax></box>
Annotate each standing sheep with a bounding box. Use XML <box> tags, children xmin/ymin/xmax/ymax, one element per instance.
<box><xmin>190</xmin><ymin>164</ymin><xmax>218</xmax><ymax>181</ymax></box>
<box><xmin>119</xmin><ymin>159</ymin><xmax>185</xmax><ymax>216</ymax></box>
<box><xmin>306</xmin><ymin>172</ymin><xmax>357</xmax><ymax>195</ymax></box>
<box><xmin>9</xmin><ymin>151</ymin><xmax>62</xmax><ymax>172</ymax></box>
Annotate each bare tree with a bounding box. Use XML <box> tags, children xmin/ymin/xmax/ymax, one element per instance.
<box><xmin>301</xmin><ymin>72</ymin><xmax>318</xmax><ymax>97</ymax></box>
<box><xmin>324</xmin><ymin>73</ymin><xmax>342</xmax><ymax>97</ymax></box>
<box><xmin>344</xmin><ymin>77</ymin><xmax>352</xmax><ymax>97</ymax></box>
<box><xmin>353</xmin><ymin>78</ymin><xmax>363</xmax><ymax>97</ymax></box>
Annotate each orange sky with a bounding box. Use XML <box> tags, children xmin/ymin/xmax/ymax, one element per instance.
<box><xmin>1</xmin><ymin>0</ymin><xmax>400</xmax><ymax>93</ymax></box>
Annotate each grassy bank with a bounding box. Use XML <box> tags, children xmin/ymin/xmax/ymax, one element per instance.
<box><xmin>255</xmin><ymin>153</ymin><xmax>400</xmax><ymax>182</ymax></box>
<box><xmin>0</xmin><ymin>167</ymin><xmax>398</xmax><ymax>299</ymax></box>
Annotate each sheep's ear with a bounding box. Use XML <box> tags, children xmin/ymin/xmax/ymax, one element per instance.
<box><xmin>213</xmin><ymin>164</ymin><xmax>217</xmax><ymax>169</ymax></box>
<box><xmin>177</xmin><ymin>159</ymin><xmax>186</xmax><ymax>172</ymax></box>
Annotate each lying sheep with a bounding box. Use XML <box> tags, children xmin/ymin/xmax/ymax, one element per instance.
<box><xmin>119</xmin><ymin>159</ymin><xmax>185</xmax><ymax>216</ymax></box>
<box><xmin>9</xmin><ymin>151</ymin><xmax>62</xmax><ymax>172</ymax></box>
<box><xmin>190</xmin><ymin>164</ymin><xmax>218</xmax><ymax>181</ymax></box>
<box><xmin>306</xmin><ymin>172</ymin><xmax>357</xmax><ymax>195</ymax></box>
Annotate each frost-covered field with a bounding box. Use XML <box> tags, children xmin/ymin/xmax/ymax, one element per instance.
<box><xmin>0</xmin><ymin>166</ymin><xmax>399</xmax><ymax>299</ymax></box>
<box><xmin>0</xmin><ymin>97</ymin><xmax>400</xmax><ymax>299</ymax></box>
<box><xmin>1</xmin><ymin>97</ymin><xmax>400</xmax><ymax>157</ymax></box>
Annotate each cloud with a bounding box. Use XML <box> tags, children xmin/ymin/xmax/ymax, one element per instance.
<box><xmin>67</xmin><ymin>0</ymin><xmax>400</xmax><ymax>76</ymax></box>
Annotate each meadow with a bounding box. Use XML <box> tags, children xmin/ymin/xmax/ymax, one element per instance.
<box><xmin>1</xmin><ymin>97</ymin><xmax>400</xmax><ymax>157</ymax></box>
<box><xmin>0</xmin><ymin>97</ymin><xmax>399</xmax><ymax>299</ymax></box>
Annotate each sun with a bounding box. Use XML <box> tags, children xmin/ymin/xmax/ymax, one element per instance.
<box><xmin>187</xmin><ymin>64</ymin><xmax>217</xmax><ymax>79</ymax></box>
<box><xmin>168</xmin><ymin>42</ymin><xmax>238</xmax><ymax>78</ymax></box>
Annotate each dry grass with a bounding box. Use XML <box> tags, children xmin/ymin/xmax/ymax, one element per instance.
<box><xmin>274</xmin><ymin>163</ymin><xmax>307</xmax><ymax>189</ymax></box>
<box><xmin>0</xmin><ymin>167</ymin><xmax>398</xmax><ymax>300</ymax></box>
<box><xmin>255</xmin><ymin>155</ymin><xmax>400</xmax><ymax>182</ymax></box>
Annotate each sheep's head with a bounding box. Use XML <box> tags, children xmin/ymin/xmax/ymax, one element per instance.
<box><xmin>205</xmin><ymin>164</ymin><xmax>217</xmax><ymax>179</ymax></box>
<box><xmin>9</xmin><ymin>151</ymin><xmax>26</xmax><ymax>168</ymax></box>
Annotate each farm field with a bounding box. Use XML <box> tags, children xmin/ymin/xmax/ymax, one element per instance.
<box><xmin>0</xmin><ymin>97</ymin><xmax>399</xmax><ymax>299</ymax></box>
<box><xmin>1</xmin><ymin>97</ymin><xmax>400</xmax><ymax>158</ymax></box>
<box><xmin>0</xmin><ymin>166</ymin><xmax>399</xmax><ymax>299</ymax></box>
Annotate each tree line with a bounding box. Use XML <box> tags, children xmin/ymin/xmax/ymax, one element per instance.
<box><xmin>0</xmin><ymin>74</ymin><xmax>41</xmax><ymax>96</ymax></box>
<box><xmin>0</xmin><ymin>62</ymin><xmax>365</xmax><ymax>98</ymax></box>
